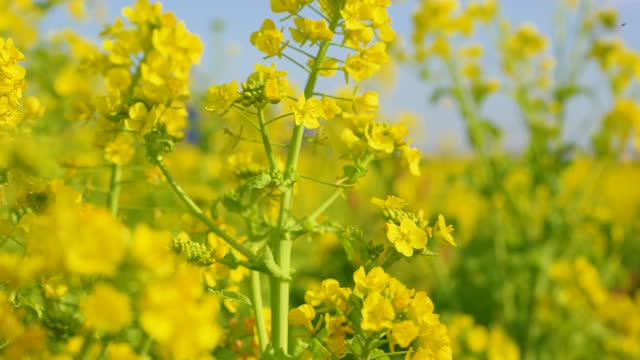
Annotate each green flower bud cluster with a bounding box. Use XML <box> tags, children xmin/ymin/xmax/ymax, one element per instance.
<box><xmin>239</xmin><ymin>77</ymin><xmax>267</xmax><ymax>108</ymax></box>
<box><xmin>171</xmin><ymin>234</ymin><xmax>215</xmax><ymax>266</ymax></box>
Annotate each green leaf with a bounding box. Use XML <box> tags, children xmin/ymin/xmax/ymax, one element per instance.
<box><xmin>369</xmin><ymin>349</ymin><xmax>390</xmax><ymax>360</ymax></box>
<box><xmin>290</xmin><ymin>337</ymin><xmax>310</xmax><ymax>358</ymax></box>
<box><xmin>208</xmin><ymin>288</ymin><xmax>252</xmax><ymax>306</ymax></box>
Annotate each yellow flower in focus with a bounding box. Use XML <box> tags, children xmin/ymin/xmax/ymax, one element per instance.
<box><xmin>361</xmin><ymin>292</ymin><xmax>395</xmax><ymax>331</ymax></box>
<box><xmin>80</xmin><ymin>284</ymin><xmax>132</xmax><ymax>333</ymax></box>
<box><xmin>289</xmin><ymin>304</ymin><xmax>316</xmax><ymax>331</ymax></box>
<box><xmin>434</xmin><ymin>214</ymin><xmax>456</xmax><ymax>246</ymax></box>
<box><xmin>250</xmin><ymin>19</ymin><xmax>284</xmax><ymax>57</ymax></box>
<box><xmin>204</xmin><ymin>81</ymin><xmax>239</xmax><ymax>113</ymax></box>
<box><xmin>354</xmin><ymin>266</ymin><xmax>390</xmax><ymax>297</ymax></box>
<box><xmin>271</xmin><ymin>0</ymin><xmax>311</xmax><ymax>13</ymax></box>
<box><xmin>263</xmin><ymin>78</ymin><xmax>288</xmax><ymax>103</ymax></box>
<box><xmin>390</xmin><ymin>320</ymin><xmax>420</xmax><ymax>348</ymax></box>
<box><xmin>304</xmin><ymin>278</ymin><xmax>350</xmax><ymax>311</ymax></box>
<box><xmin>290</xmin><ymin>18</ymin><xmax>334</xmax><ymax>45</ymax></box>
<box><xmin>364</xmin><ymin>123</ymin><xmax>395</xmax><ymax>153</ymax></box>
<box><xmin>292</xmin><ymin>93</ymin><xmax>325</xmax><ymax>129</ymax></box>
<box><xmin>386</xmin><ymin>218</ymin><xmax>428</xmax><ymax>257</ymax></box>
<box><xmin>389</xmin><ymin>278</ymin><xmax>415</xmax><ymax>313</ymax></box>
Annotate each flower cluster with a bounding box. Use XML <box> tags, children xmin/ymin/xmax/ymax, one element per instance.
<box><xmin>0</xmin><ymin>38</ymin><xmax>26</xmax><ymax>129</ymax></box>
<box><xmin>447</xmin><ymin>314</ymin><xmax>520</xmax><ymax>360</ymax></box>
<box><xmin>412</xmin><ymin>0</ymin><xmax>501</xmax><ymax>112</ymax></box>
<box><xmin>289</xmin><ymin>266</ymin><xmax>452</xmax><ymax>359</ymax></box>
<box><xmin>372</xmin><ymin>195</ymin><xmax>456</xmax><ymax>257</ymax></box>
<box><xmin>595</xmin><ymin>98</ymin><xmax>640</xmax><ymax>154</ymax></box>
<box><xmin>0</xmin><ymin>0</ymin><xmax>465</xmax><ymax>358</ymax></box>
<box><xmin>547</xmin><ymin>257</ymin><xmax>640</xmax><ymax>358</ymax></box>
<box><xmin>89</xmin><ymin>0</ymin><xmax>203</xmax><ymax>163</ymax></box>
<box><xmin>0</xmin><ymin>179</ymin><xmax>229</xmax><ymax>358</ymax></box>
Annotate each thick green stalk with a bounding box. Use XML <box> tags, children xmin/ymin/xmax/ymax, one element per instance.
<box><xmin>154</xmin><ymin>156</ymin><xmax>257</xmax><ymax>263</ymax></box>
<box><xmin>107</xmin><ymin>163</ymin><xmax>122</xmax><ymax>216</ymax></box>
<box><xmin>250</xmin><ymin>271</ymin><xmax>269</xmax><ymax>351</ymax></box>
<box><xmin>270</xmin><ymin>34</ymin><xmax>333</xmax><ymax>353</ymax></box>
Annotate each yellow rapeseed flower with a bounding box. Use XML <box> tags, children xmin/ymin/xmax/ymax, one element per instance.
<box><xmin>104</xmin><ymin>134</ymin><xmax>135</xmax><ymax>165</ymax></box>
<box><xmin>361</xmin><ymin>292</ymin><xmax>395</xmax><ymax>331</ymax></box>
<box><xmin>434</xmin><ymin>214</ymin><xmax>456</xmax><ymax>246</ymax></box>
<box><xmin>354</xmin><ymin>266</ymin><xmax>390</xmax><ymax>297</ymax></box>
<box><xmin>204</xmin><ymin>80</ymin><xmax>239</xmax><ymax>113</ymax></box>
<box><xmin>139</xmin><ymin>266</ymin><xmax>222</xmax><ymax>358</ymax></box>
<box><xmin>80</xmin><ymin>284</ymin><xmax>132</xmax><ymax>333</ymax></box>
<box><xmin>250</xmin><ymin>19</ymin><xmax>285</xmax><ymax>57</ymax></box>
<box><xmin>390</xmin><ymin>320</ymin><xmax>420</xmax><ymax>348</ymax></box>
<box><xmin>289</xmin><ymin>304</ymin><xmax>317</xmax><ymax>331</ymax></box>
<box><xmin>292</xmin><ymin>93</ymin><xmax>325</xmax><ymax>129</ymax></box>
<box><xmin>386</xmin><ymin>218</ymin><xmax>428</xmax><ymax>257</ymax></box>
<box><xmin>290</xmin><ymin>18</ymin><xmax>334</xmax><ymax>45</ymax></box>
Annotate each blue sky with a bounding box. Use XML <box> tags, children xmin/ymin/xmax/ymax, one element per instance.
<box><xmin>42</xmin><ymin>0</ymin><xmax>640</xmax><ymax>152</ymax></box>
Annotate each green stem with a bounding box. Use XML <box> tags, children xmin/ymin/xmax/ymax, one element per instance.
<box><xmin>286</xmin><ymin>44</ymin><xmax>316</xmax><ymax>58</ymax></box>
<box><xmin>232</xmin><ymin>106</ymin><xmax>260</xmax><ymax>131</ymax></box>
<box><xmin>107</xmin><ymin>163</ymin><xmax>121</xmax><ymax>217</ymax></box>
<box><xmin>154</xmin><ymin>156</ymin><xmax>257</xmax><ymax>263</ymax></box>
<box><xmin>257</xmin><ymin>108</ymin><xmax>277</xmax><ymax>170</ymax></box>
<box><xmin>371</xmin><ymin>351</ymin><xmax>408</xmax><ymax>359</ymax></box>
<box><xmin>281</xmin><ymin>52</ymin><xmax>311</xmax><ymax>73</ymax></box>
<box><xmin>299</xmin><ymin>174</ymin><xmax>352</xmax><ymax>188</ymax></box>
<box><xmin>138</xmin><ymin>334</ymin><xmax>152</xmax><ymax>355</ymax></box>
<box><xmin>270</xmin><ymin>23</ymin><xmax>336</xmax><ymax>354</ymax></box>
<box><xmin>250</xmin><ymin>271</ymin><xmax>269</xmax><ymax>351</ymax></box>
<box><xmin>265</xmin><ymin>112</ymin><xmax>294</xmax><ymax>126</ymax></box>
<box><xmin>313</xmin><ymin>92</ymin><xmax>352</xmax><ymax>102</ymax></box>
<box><xmin>307</xmin><ymin>189</ymin><xmax>341</xmax><ymax>222</ymax></box>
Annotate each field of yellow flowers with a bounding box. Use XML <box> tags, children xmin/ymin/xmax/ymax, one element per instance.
<box><xmin>1</xmin><ymin>0</ymin><xmax>639</xmax><ymax>359</ymax></box>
